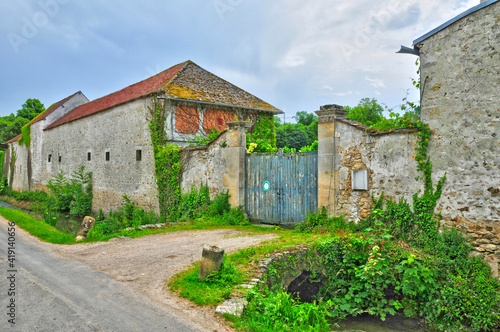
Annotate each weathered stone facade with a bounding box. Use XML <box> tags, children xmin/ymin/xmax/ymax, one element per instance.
<box><xmin>316</xmin><ymin>106</ymin><xmax>419</xmax><ymax>221</ymax></box>
<box><xmin>415</xmin><ymin>0</ymin><xmax>500</xmax><ymax>273</ymax></box>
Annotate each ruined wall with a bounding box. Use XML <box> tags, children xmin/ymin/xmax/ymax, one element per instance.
<box><xmin>416</xmin><ymin>0</ymin><xmax>500</xmax><ymax>265</ymax></box>
<box><xmin>41</xmin><ymin>97</ymin><xmax>158</xmax><ymax>214</ymax></box>
<box><xmin>180</xmin><ymin>131</ymin><xmax>229</xmax><ymax>197</ymax></box>
<box><xmin>334</xmin><ymin>120</ymin><xmax>420</xmax><ymax>221</ymax></box>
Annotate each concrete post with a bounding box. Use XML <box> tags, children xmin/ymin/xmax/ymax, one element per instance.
<box><xmin>223</xmin><ymin>121</ymin><xmax>252</xmax><ymax>208</ymax></box>
<box><xmin>315</xmin><ymin>105</ymin><xmax>347</xmax><ymax>216</ymax></box>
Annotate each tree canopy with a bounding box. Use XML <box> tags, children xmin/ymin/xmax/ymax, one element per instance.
<box><xmin>0</xmin><ymin>98</ymin><xmax>45</xmax><ymax>143</ymax></box>
<box><xmin>344</xmin><ymin>97</ymin><xmax>384</xmax><ymax>126</ymax></box>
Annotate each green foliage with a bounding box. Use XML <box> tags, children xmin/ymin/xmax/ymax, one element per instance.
<box><xmin>169</xmin><ymin>257</ymin><xmax>244</xmax><ymax>306</ymax></box>
<box><xmin>46</xmin><ymin>166</ymin><xmax>93</xmax><ymax>217</ymax></box>
<box><xmin>293</xmin><ymin>111</ymin><xmax>317</xmax><ymax>126</ymax></box>
<box><xmin>296</xmin><ymin>207</ymin><xmax>352</xmax><ymax>234</ymax></box>
<box><xmin>16</xmin><ymin>98</ymin><xmax>45</xmax><ymax>120</ymax></box>
<box><xmin>87</xmin><ymin>195</ymin><xmax>161</xmax><ymax>240</ymax></box>
<box><xmin>345</xmin><ymin>97</ymin><xmax>384</xmax><ymax>126</ymax></box>
<box><xmin>246</xmin><ymin>113</ymin><xmax>277</xmax><ymax>153</ymax></box>
<box><xmin>274</xmin><ymin>112</ymin><xmax>318</xmax><ymax>152</ymax></box>
<box><xmin>177</xmin><ymin>183</ymin><xmax>211</xmax><ymax>221</ymax></box>
<box><xmin>0</xmin><ymin>207</ymin><xmax>74</xmax><ymax>244</ymax></box>
<box><xmin>19</xmin><ymin>123</ymin><xmax>31</xmax><ymax>147</ymax></box>
<box><xmin>149</xmin><ymin>100</ymin><xmax>181</xmax><ymax>222</ymax></box>
<box><xmin>0</xmin><ymin>150</ymin><xmax>8</xmax><ymax>195</ymax></box>
<box><xmin>299</xmin><ymin>140</ymin><xmax>318</xmax><ymax>152</ymax></box>
<box><xmin>0</xmin><ymin>98</ymin><xmax>44</xmax><ymax>143</ymax></box>
<box><xmin>240</xmin><ymin>289</ymin><xmax>332</xmax><ymax>332</ymax></box>
<box><xmin>190</xmin><ymin>127</ymin><xmax>221</xmax><ymax>146</ymax></box>
<box><xmin>368</xmin><ymin>110</ymin><xmax>419</xmax><ymax>132</ymax></box>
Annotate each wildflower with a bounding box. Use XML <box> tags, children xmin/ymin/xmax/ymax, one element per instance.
<box><xmin>417</xmin><ymin>120</ymin><xmax>420</xmax><ymax>123</ymax></box>
<box><xmin>419</xmin><ymin>160</ymin><xmax>423</xmax><ymax>163</ymax></box>
<box><xmin>53</xmin><ymin>217</ymin><xmax>56</xmax><ymax>219</ymax></box>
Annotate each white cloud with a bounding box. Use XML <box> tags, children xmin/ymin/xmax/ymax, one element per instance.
<box><xmin>365</xmin><ymin>77</ymin><xmax>387</xmax><ymax>88</ymax></box>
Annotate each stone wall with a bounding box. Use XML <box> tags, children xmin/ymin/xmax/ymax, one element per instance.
<box><xmin>316</xmin><ymin>106</ymin><xmax>419</xmax><ymax>221</ymax></box>
<box><xmin>180</xmin><ymin>131</ymin><xmax>229</xmax><ymax>197</ymax></box>
<box><xmin>7</xmin><ymin>141</ymin><xmax>30</xmax><ymax>192</ymax></box>
<box><xmin>416</xmin><ymin>0</ymin><xmax>500</xmax><ymax>272</ymax></box>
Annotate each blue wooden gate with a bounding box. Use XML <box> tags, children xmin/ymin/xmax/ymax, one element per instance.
<box><xmin>245</xmin><ymin>151</ymin><xmax>318</xmax><ymax>226</ymax></box>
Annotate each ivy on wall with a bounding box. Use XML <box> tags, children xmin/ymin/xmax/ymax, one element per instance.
<box><xmin>9</xmin><ymin>147</ymin><xmax>16</xmax><ymax>186</ymax></box>
<box><xmin>149</xmin><ymin>98</ymin><xmax>181</xmax><ymax>222</ymax></box>
<box><xmin>18</xmin><ymin>123</ymin><xmax>31</xmax><ymax>148</ymax></box>
<box><xmin>246</xmin><ymin>113</ymin><xmax>277</xmax><ymax>153</ymax></box>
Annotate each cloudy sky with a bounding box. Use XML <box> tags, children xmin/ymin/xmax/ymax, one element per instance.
<box><xmin>1</xmin><ymin>0</ymin><xmax>478</xmax><ymax>120</ymax></box>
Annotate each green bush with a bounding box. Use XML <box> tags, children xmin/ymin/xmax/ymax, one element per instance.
<box><xmin>295</xmin><ymin>207</ymin><xmax>351</xmax><ymax>233</ymax></box>
<box><xmin>240</xmin><ymin>289</ymin><xmax>332</xmax><ymax>332</ymax></box>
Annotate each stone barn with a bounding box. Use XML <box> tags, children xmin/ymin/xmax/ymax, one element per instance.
<box><xmin>5</xmin><ymin>60</ymin><xmax>282</xmax><ymax>213</ymax></box>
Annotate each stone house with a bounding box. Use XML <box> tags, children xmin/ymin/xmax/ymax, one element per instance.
<box><xmin>5</xmin><ymin>60</ymin><xmax>281</xmax><ymax>213</ymax></box>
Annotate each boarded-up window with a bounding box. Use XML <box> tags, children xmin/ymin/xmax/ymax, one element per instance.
<box><xmin>175</xmin><ymin>105</ymin><xmax>199</xmax><ymax>135</ymax></box>
<box><xmin>203</xmin><ymin>109</ymin><xmax>236</xmax><ymax>133</ymax></box>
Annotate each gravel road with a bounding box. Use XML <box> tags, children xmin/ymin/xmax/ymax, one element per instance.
<box><xmin>0</xmin><ymin>216</ymin><xmax>277</xmax><ymax>331</ymax></box>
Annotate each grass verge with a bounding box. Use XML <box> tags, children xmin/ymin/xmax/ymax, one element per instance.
<box><xmin>0</xmin><ymin>207</ymin><xmax>75</xmax><ymax>244</ymax></box>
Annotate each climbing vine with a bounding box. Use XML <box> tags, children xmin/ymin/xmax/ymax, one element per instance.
<box><xmin>246</xmin><ymin>113</ymin><xmax>277</xmax><ymax>153</ymax></box>
<box><xmin>9</xmin><ymin>147</ymin><xmax>16</xmax><ymax>186</ymax></box>
<box><xmin>18</xmin><ymin>123</ymin><xmax>31</xmax><ymax>147</ymax></box>
<box><xmin>149</xmin><ymin>97</ymin><xmax>181</xmax><ymax>222</ymax></box>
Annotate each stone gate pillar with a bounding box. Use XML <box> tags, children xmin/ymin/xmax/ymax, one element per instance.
<box><xmin>315</xmin><ymin>105</ymin><xmax>347</xmax><ymax>216</ymax></box>
<box><xmin>223</xmin><ymin>121</ymin><xmax>252</xmax><ymax>208</ymax></box>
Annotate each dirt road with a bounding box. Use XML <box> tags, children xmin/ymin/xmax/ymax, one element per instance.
<box><xmin>22</xmin><ymin>221</ymin><xmax>277</xmax><ymax>331</ymax></box>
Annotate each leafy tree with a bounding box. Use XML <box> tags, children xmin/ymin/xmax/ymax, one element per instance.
<box><xmin>0</xmin><ymin>98</ymin><xmax>44</xmax><ymax>143</ymax></box>
<box><xmin>345</xmin><ymin>97</ymin><xmax>384</xmax><ymax>126</ymax></box>
<box><xmin>293</xmin><ymin>111</ymin><xmax>317</xmax><ymax>126</ymax></box>
<box><xmin>276</xmin><ymin>123</ymin><xmax>311</xmax><ymax>150</ymax></box>
<box><xmin>16</xmin><ymin>98</ymin><xmax>45</xmax><ymax>121</ymax></box>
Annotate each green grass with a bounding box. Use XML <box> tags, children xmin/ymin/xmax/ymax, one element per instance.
<box><xmin>170</xmin><ymin>259</ymin><xmax>244</xmax><ymax>306</ymax></box>
<box><xmin>169</xmin><ymin>227</ymin><xmax>335</xmax><ymax>307</ymax></box>
<box><xmin>0</xmin><ymin>207</ymin><xmax>75</xmax><ymax>244</ymax></box>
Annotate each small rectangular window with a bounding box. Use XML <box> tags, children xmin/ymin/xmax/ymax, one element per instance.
<box><xmin>351</xmin><ymin>169</ymin><xmax>368</xmax><ymax>190</ymax></box>
<box><xmin>87</xmin><ymin>152</ymin><xmax>91</xmax><ymax>161</ymax></box>
<box><xmin>105</xmin><ymin>151</ymin><xmax>110</xmax><ymax>161</ymax></box>
<box><xmin>48</xmin><ymin>154</ymin><xmax>52</xmax><ymax>162</ymax></box>
<box><xmin>136</xmin><ymin>150</ymin><xmax>142</xmax><ymax>161</ymax></box>
<box><xmin>58</xmin><ymin>155</ymin><xmax>61</xmax><ymax>163</ymax></box>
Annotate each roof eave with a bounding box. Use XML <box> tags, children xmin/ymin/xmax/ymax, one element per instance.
<box><xmin>413</xmin><ymin>0</ymin><xmax>499</xmax><ymax>46</ymax></box>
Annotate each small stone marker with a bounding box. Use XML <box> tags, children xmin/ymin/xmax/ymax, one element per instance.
<box><xmin>199</xmin><ymin>244</ymin><xmax>224</xmax><ymax>281</ymax></box>
<box><xmin>75</xmin><ymin>216</ymin><xmax>96</xmax><ymax>241</ymax></box>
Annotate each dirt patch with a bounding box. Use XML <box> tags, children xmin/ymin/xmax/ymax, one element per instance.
<box><xmin>50</xmin><ymin>228</ymin><xmax>278</xmax><ymax>331</ymax></box>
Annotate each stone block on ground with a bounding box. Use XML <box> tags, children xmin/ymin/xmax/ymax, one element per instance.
<box><xmin>199</xmin><ymin>244</ymin><xmax>224</xmax><ymax>281</ymax></box>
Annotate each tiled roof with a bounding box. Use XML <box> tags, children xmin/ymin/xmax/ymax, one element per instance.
<box><xmin>46</xmin><ymin>61</ymin><xmax>281</xmax><ymax>130</ymax></box>
<box><xmin>6</xmin><ymin>134</ymin><xmax>22</xmax><ymax>144</ymax></box>
<box><xmin>30</xmin><ymin>91</ymin><xmax>82</xmax><ymax>124</ymax></box>
<box><xmin>46</xmin><ymin>62</ymin><xmax>187</xmax><ymax>130</ymax></box>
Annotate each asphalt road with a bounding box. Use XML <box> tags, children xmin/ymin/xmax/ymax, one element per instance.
<box><xmin>0</xmin><ymin>219</ymin><xmax>206</xmax><ymax>332</ymax></box>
